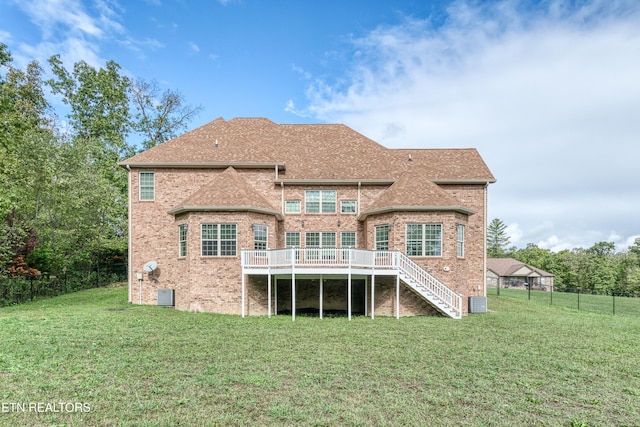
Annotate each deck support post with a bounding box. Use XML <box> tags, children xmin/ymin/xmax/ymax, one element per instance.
<box><xmin>267</xmin><ymin>273</ymin><xmax>271</xmax><ymax>318</ymax></box>
<box><xmin>274</xmin><ymin>276</ymin><xmax>278</xmax><ymax>315</ymax></box>
<box><xmin>364</xmin><ymin>277</ymin><xmax>368</xmax><ymax>317</ymax></box>
<box><xmin>348</xmin><ymin>272</ymin><xmax>352</xmax><ymax>321</ymax></box>
<box><xmin>241</xmin><ymin>272</ymin><xmax>246</xmax><ymax>318</ymax></box>
<box><xmin>292</xmin><ymin>272</ymin><xmax>296</xmax><ymax>322</ymax></box>
<box><xmin>396</xmin><ymin>274</ymin><xmax>400</xmax><ymax>319</ymax></box>
<box><xmin>371</xmin><ymin>274</ymin><xmax>375</xmax><ymax>320</ymax></box>
<box><xmin>319</xmin><ymin>276</ymin><xmax>324</xmax><ymax>320</ymax></box>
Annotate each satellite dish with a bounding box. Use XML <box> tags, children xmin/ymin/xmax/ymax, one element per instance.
<box><xmin>143</xmin><ymin>260</ymin><xmax>158</xmax><ymax>272</ymax></box>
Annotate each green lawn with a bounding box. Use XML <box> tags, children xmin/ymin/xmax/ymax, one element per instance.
<box><xmin>1</xmin><ymin>285</ymin><xmax>639</xmax><ymax>426</ymax></box>
<box><xmin>488</xmin><ymin>287</ymin><xmax>640</xmax><ymax>316</ymax></box>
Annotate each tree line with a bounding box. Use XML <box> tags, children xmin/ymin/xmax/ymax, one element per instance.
<box><xmin>0</xmin><ymin>44</ymin><xmax>202</xmax><ymax>276</ymax></box>
<box><xmin>487</xmin><ymin>218</ymin><xmax>640</xmax><ymax>292</ymax></box>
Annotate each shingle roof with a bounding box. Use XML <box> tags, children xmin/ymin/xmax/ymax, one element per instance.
<box><xmin>392</xmin><ymin>149</ymin><xmax>496</xmax><ymax>183</ymax></box>
<box><xmin>167</xmin><ymin>166</ymin><xmax>283</xmax><ymax>219</ymax></box>
<box><xmin>120</xmin><ymin>117</ymin><xmax>496</xmax><ymax>183</ymax></box>
<box><xmin>487</xmin><ymin>258</ymin><xmax>554</xmax><ymax>277</ymax></box>
<box><xmin>359</xmin><ymin>165</ymin><xmax>476</xmax><ymax>220</ymax></box>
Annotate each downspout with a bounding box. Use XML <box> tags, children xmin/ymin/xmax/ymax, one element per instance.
<box><xmin>126</xmin><ymin>165</ymin><xmax>133</xmax><ymax>303</ymax></box>
<box><xmin>357</xmin><ymin>182</ymin><xmax>361</xmax><ymax>216</ymax></box>
<box><xmin>280</xmin><ymin>182</ymin><xmax>284</xmax><ymax>214</ymax></box>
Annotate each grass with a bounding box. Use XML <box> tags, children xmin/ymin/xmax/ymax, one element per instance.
<box><xmin>489</xmin><ymin>287</ymin><xmax>640</xmax><ymax>316</ymax></box>
<box><xmin>0</xmin><ymin>285</ymin><xmax>639</xmax><ymax>426</ymax></box>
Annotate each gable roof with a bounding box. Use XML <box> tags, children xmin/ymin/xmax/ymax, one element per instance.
<box><xmin>120</xmin><ymin>117</ymin><xmax>496</xmax><ymax>184</ymax></box>
<box><xmin>359</xmin><ymin>165</ymin><xmax>476</xmax><ymax>220</ymax></box>
<box><xmin>487</xmin><ymin>258</ymin><xmax>554</xmax><ymax>278</ymax></box>
<box><xmin>167</xmin><ymin>166</ymin><xmax>283</xmax><ymax>219</ymax></box>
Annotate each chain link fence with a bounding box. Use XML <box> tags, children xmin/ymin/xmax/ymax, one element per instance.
<box><xmin>487</xmin><ymin>285</ymin><xmax>640</xmax><ymax>316</ymax></box>
<box><xmin>0</xmin><ymin>263</ymin><xmax>126</xmax><ymax>307</ymax></box>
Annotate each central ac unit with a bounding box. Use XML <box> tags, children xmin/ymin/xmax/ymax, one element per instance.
<box><xmin>157</xmin><ymin>289</ymin><xmax>175</xmax><ymax>307</ymax></box>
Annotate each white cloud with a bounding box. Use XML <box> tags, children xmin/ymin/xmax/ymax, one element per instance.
<box><xmin>187</xmin><ymin>41</ymin><xmax>200</xmax><ymax>53</ymax></box>
<box><xmin>8</xmin><ymin>0</ymin><xmax>158</xmax><ymax>68</ymax></box>
<box><xmin>505</xmin><ymin>222</ymin><xmax>523</xmax><ymax>247</ymax></box>
<box><xmin>14</xmin><ymin>0</ymin><xmax>104</xmax><ymax>39</ymax></box>
<box><xmin>302</xmin><ymin>0</ymin><xmax>640</xmax><ymax>251</ymax></box>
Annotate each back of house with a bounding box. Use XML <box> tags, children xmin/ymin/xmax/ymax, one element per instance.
<box><xmin>119</xmin><ymin>117</ymin><xmax>495</xmax><ymax>318</ymax></box>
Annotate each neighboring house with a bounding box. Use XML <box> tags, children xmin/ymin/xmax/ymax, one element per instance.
<box><xmin>119</xmin><ymin>118</ymin><xmax>495</xmax><ymax>319</ymax></box>
<box><xmin>486</xmin><ymin>258</ymin><xmax>554</xmax><ymax>291</ymax></box>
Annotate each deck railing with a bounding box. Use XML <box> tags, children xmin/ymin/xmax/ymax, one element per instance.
<box><xmin>241</xmin><ymin>248</ymin><xmax>462</xmax><ymax>318</ymax></box>
<box><xmin>242</xmin><ymin>247</ymin><xmax>396</xmax><ymax>270</ymax></box>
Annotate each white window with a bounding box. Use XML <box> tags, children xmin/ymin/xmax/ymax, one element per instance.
<box><xmin>341</xmin><ymin>231</ymin><xmax>356</xmax><ymax>248</ymax></box>
<box><xmin>341</xmin><ymin>200</ymin><xmax>356</xmax><ymax>214</ymax></box>
<box><xmin>285</xmin><ymin>232</ymin><xmax>300</xmax><ymax>247</ymax></box>
<box><xmin>201</xmin><ymin>224</ymin><xmax>237</xmax><ymax>256</ymax></box>
<box><xmin>341</xmin><ymin>231</ymin><xmax>356</xmax><ymax>260</ymax></box>
<box><xmin>305</xmin><ymin>232</ymin><xmax>336</xmax><ymax>248</ymax></box>
<box><xmin>139</xmin><ymin>172</ymin><xmax>155</xmax><ymax>200</ymax></box>
<box><xmin>375</xmin><ymin>225</ymin><xmax>390</xmax><ymax>251</ymax></box>
<box><xmin>285</xmin><ymin>200</ymin><xmax>301</xmax><ymax>214</ymax></box>
<box><xmin>306</xmin><ymin>232</ymin><xmax>337</xmax><ymax>260</ymax></box>
<box><xmin>253</xmin><ymin>225</ymin><xmax>268</xmax><ymax>250</ymax></box>
<box><xmin>406</xmin><ymin>224</ymin><xmax>442</xmax><ymax>257</ymax></box>
<box><xmin>178</xmin><ymin>224</ymin><xmax>187</xmax><ymax>257</ymax></box>
<box><xmin>456</xmin><ymin>224</ymin><xmax>465</xmax><ymax>258</ymax></box>
<box><xmin>305</xmin><ymin>190</ymin><xmax>336</xmax><ymax>213</ymax></box>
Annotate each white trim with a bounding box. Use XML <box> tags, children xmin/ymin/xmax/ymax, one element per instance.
<box><xmin>127</xmin><ymin>166</ymin><xmax>132</xmax><ymax>303</ymax></box>
<box><xmin>359</xmin><ymin>205</ymin><xmax>475</xmax><ymax>221</ymax></box>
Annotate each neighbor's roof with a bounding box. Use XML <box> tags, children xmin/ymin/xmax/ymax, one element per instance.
<box><xmin>120</xmin><ymin>117</ymin><xmax>496</xmax><ymax>183</ymax></box>
<box><xmin>487</xmin><ymin>258</ymin><xmax>554</xmax><ymax>277</ymax></box>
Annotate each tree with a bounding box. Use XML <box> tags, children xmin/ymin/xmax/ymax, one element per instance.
<box><xmin>618</xmin><ymin>238</ymin><xmax>640</xmax><ymax>292</ymax></box>
<box><xmin>47</xmin><ymin>55</ymin><xmax>131</xmax><ymax>153</ymax></box>
<box><xmin>130</xmin><ymin>78</ymin><xmax>203</xmax><ymax>149</ymax></box>
<box><xmin>46</xmin><ymin>56</ymin><xmax>134</xmax><ymax>268</ymax></box>
<box><xmin>0</xmin><ymin>45</ymin><xmax>56</xmax><ymax>272</ymax></box>
<box><xmin>487</xmin><ymin>218</ymin><xmax>511</xmax><ymax>258</ymax></box>
<box><xmin>512</xmin><ymin>243</ymin><xmax>552</xmax><ymax>270</ymax></box>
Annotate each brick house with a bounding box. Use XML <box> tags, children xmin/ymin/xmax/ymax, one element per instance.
<box><xmin>119</xmin><ymin>118</ymin><xmax>495</xmax><ymax>319</ymax></box>
<box><xmin>486</xmin><ymin>258</ymin><xmax>554</xmax><ymax>291</ymax></box>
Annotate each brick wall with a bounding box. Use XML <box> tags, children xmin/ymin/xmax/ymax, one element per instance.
<box><xmin>129</xmin><ymin>167</ymin><xmax>487</xmax><ymax>316</ymax></box>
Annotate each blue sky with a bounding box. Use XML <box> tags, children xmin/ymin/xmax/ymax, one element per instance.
<box><xmin>2</xmin><ymin>0</ymin><xmax>640</xmax><ymax>252</ymax></box>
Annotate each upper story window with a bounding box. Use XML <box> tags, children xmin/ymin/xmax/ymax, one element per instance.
<box><xmin>305</xmin><ymin>190</ymin><xmax>336</xmax><ymax>213</ymax></box>
<box><xmin>201</xmin><ymin>223</ymin><xmax>237</xmax><ymax>257</ymax></box>
<box><xmin>253</xmin><ymin>225</ymin><xmax>268</xmax><ymax>250</ymax></box>
<box><xmin>178</xmin><ymin>224</ymin><xmax>188</xmax><ymax>257</ymax></box>
<box><xmin>456</xmin><ymin>224</ymin><xmax>465</xmax><ymax>258</ymax></box>
<box><xmin>285</xmin><ymin>200</ymin><xmax>301</xmax><ymax>214</ymax></box>
<box><xmin>375</xmin><ymin>225</ymin><xmax>390</xmax><ymax>251</ymax></box>
<box><xmin>341</xmin><ymin>200</ymin><xmax>356</xmax><ymax>214</ymax></box>
<box><xmin>407</xmin><ymin>224</ymin><xmax>442</xmax><ymax>257</ymax></box>
<box><xmin>139</xmin><ymin>172</ymin><xmax>155</xmax><ymax>200</ymax></box>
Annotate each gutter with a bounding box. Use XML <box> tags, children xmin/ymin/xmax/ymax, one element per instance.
<box><xmin>358</xmin><ymin>205</ymin><xmax>476</xmax><ymax>221</ymax></box>
<box><xmin>168</xmin><ymin>205</ymin><xmax>285</xmax><ymax>221</ymax></box>
<box><xmin>118</xmin><ymin>161</ymin><xmax>286</xmax><ymax>170</ymax></box>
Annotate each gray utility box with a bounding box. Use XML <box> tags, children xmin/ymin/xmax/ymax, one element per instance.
<box><xmin>157</xmin><ymin>289</ymin><xmax>175</xmax><ymax>307</ymax></box>
<box><xmin>468</xmin><ymin>296</ymin><xmax>487</xmax><ymax>313</ymax></box>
